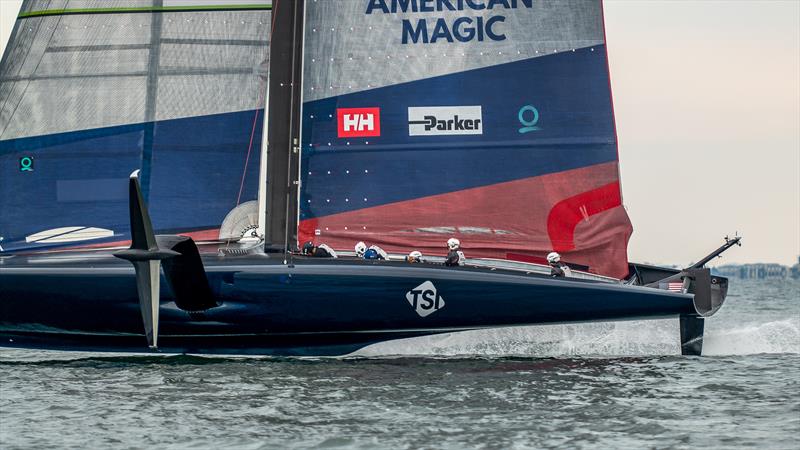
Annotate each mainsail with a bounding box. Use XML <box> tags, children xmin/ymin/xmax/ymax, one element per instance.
<box><xmin>298</xmin><ymin>0</ymin><xmax>633</xmax><ymax>278</ymax></box>
<box><xmin>0</xmin><ymin>0</ymin><xmax>272</xmax><ymax>251</ymax></box>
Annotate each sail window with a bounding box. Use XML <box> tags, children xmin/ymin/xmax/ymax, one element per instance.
<box><xmin>25</xmin><ymin>227</ymin><xmax>114</xmax><ymax>244</ymax></box>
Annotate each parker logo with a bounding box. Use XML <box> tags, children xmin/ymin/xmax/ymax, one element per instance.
<box><xmin>337</xmin><ymin>107</ymin><xmax>381</xmax><ymax>138</ymax></box>
<box><xmin>408</xmin><ymin>106</ymin><xmax>482</xmax><ymax>136</ymax></box>
<box><xmin>406</xmin><ymin>280</ymin><xmax>445</xmax><ymax>318</ymax></box>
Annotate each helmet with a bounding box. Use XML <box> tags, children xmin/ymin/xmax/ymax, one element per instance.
<box><xmin>447</xmin><ymin>238</ymin><xmax>460</xmax><ymax>250</ymax></box>
<box><xmin>546</xmin><ymin>252</ymin><xmax>561</xmax><ymax>264</ymax></box>
<box><xmin>407</xmin><ymin>250</ymin><xmax>423</xmax><ymax>263</ymax></box>
<box><xmin>302</xmin><ymin>241</ymin><xmax>315</xmax><ymax>255</ymax></box>
<box><xmin>354</xmin><ymin>241</ymin><xmax>367</xmax><ymax>257</ymax></box>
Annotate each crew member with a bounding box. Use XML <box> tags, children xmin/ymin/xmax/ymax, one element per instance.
<box><xmin>364</xmin><ymin>244</ymin><xmax>387</xmax><ymax>260</ymax></box>
<box><xmin>302</xmin><ymin>241</ymin><xmax>338</xmax><ymax>258</ymax></box>
<box><xmin>444</xmin><ymin>238</ymin><xmax>465</xmax><ymax>267</ymax></box>
<box><xmin>406</xmin><ymin>251</ymin><xmax>423</xmax><ymax>263</ymax></box>
<box><xmin>547</xmin><ymin>252</ymin><xmax>572</xmax><ymax>277</ymax></box>
<box><xmin>355</xmin><ymin>241</ymin><xmax>367</xmax><ymax>258</ymax></box>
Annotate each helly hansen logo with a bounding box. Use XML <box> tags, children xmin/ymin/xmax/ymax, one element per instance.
<box><xmin>406</xmin><ymin>280</ymin><xmax>445</xmax><ymax>317</ymax></box>
<box><xmin>337</xmin><ymin>107</ymin><xmax>381</xmax><ymax>138</ymax></box>
<box><xmin>408</xmin><ymin>106</ymin><xmax>482</xmax><ymax>136</ymax></box>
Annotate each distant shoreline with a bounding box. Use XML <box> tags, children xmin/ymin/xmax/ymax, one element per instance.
<box><xmin>713</xmin><ymin>262</ymin><xmax>800</xmax><ymax>280</ymax></box>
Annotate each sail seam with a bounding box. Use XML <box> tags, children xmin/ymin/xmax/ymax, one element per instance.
<box><xmin>18</xmin><ymin>5</ymin><xmax>273</xmax><ymax>19</ymax></box>
<box><xmin>1</xmin><ymin>68</ymin><xmax>256</xmax><ymax>82</ymax></box>
<box><xmin>43</xmin><ymin>41</ymin><xmax>266</xmax><ymax>54</ymax></box>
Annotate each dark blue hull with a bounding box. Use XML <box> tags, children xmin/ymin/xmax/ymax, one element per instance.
<box><xmin>0</xmin><ymin>252</ymin><xmax>697</xmax><ymax>356</ymax></box>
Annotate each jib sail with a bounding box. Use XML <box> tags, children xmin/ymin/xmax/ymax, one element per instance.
<box><xmin>0</xmin><ymin>0</ymin><xmax>272</xmax><ymax>252</ymax></box>
<box><xmin>298</xmin><ymin>0</ymin><xmax>633</xmax><ymax>278</ymax></box>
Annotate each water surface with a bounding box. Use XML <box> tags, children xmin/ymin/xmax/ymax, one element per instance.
<box><xmin>1</xmin><ymin>278</ymin><xmax>798</xmax><ymax>449</ymax></box>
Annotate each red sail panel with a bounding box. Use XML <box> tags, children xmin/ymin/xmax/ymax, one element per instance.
<box><xmin>299</xmin><ymin>162</ymin><xmax>632</xmax><ymax>278</ymax></box>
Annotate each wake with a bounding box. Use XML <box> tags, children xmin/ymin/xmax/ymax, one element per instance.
<box><xmin>702</xmin><ymin>319</ymin><xmax>800</xmax><ymax>356</ymax></box>
<box><xmin>357</xmin><ymin>318</ymin><xmax>800</xmax><ymax>357</ymax></box>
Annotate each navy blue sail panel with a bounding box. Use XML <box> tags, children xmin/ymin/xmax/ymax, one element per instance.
<box><xmin>300</xmin><ymin>45</ymin><xmax>616</xmax><ymax>219</ymax></box>
<box><xmin>0</xmin><ymin>3</ymin><xmax>272</xmax><ymax>252</ymax></box>
<box><xmin>0</xmin><ymin>110</ymin><xmax>263</xmax><ymax>252</ymax></box>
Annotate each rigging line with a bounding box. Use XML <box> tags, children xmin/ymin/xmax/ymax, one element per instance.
<box><xmin>234</xmin><ymin>102</ymin><xmax>261</xmax><ymax>207</ymax></box>
<box><xmin>234</xmin><ymin>10</ymin><xmax>271</xmax><ymax>205</ymax></box>
<box><xmin>225</xmin><ymin>14</ymin><xmax>274</xmax><ymax>253</ymax></box>
<box><xmin>271</xmin><ymin>0</ymin><xmax>278</xmax><ymax>30</ymax></box>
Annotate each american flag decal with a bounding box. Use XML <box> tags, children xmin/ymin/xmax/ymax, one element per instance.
<box><xmin>667</xmin><ymin>282</ymin><xmax>684</xmax><ymax>292</ymax></box>
<box><xmin>659</xmin><ymin>281</ymin><xmax>685</xmax><ymax>292</ymax></box>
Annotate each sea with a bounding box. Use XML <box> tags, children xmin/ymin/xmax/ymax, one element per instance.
<box><xmin>1</xmin><ymin>278</ymin><xmax>798</xmax><ymax>449</ymax></box>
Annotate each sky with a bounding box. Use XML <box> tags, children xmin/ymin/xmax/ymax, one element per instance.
<box><xmin>1</xmin><ymin>0</ymin><xmax>798</xmax><ymax>267</ymax></box>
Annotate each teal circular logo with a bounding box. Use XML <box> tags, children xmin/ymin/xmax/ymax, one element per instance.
<box><xmin>518</xmin><ymin>105</ymin><xmax>540</xmax><ymax>133</ymax></box>
<box><xmin>19</xmin><ymin>156</ymin><xmax>34</xmax><ymax>172</ymax></box>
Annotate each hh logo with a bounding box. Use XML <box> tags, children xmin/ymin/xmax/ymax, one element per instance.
<box><xmin>337</xmin><ymin>107</ymin><xmax>381</xmax><ymax>138</ymax></box>
<box><xmin>406</xmin><ymin>280</ymin><xmax>445</xmax><ymax>317</ymax></box>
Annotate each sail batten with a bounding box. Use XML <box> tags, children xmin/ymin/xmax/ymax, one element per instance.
<box><xmin>18</xmin><ymin>4</ymin><xmax>273</xmax><ymax>19</ymax></box>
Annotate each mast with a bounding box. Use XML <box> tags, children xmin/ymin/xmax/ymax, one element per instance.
<box><xmin>263</xmin><ymin>0</ymin><xmax>304</xmax><ymax>253</ymax></box>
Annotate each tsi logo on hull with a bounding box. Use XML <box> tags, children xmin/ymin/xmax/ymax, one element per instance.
<box><xmin>337</xmin><ymin>107</ymin><xmax>381</xmax><ymax>138</ymax></box>
<box><xmin>408</xmin><ymin>106</ymin><xmax>482</xmax><ymax>136</ymax></box>
<box><xmin>406</xmin><ymin>280</ymin><xmax>445</xmax><ymax>317</ymax></box>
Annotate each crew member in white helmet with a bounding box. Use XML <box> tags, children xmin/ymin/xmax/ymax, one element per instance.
<box><xmin>547</xmin><ymin>252</ymin><xmax>572</xmax><ymax>278</ymax></box>
<box><xmin>445</xmin><ymin>238</ymin><xmax>465</xmax><ymax>267</ymax></box>
<box><xmin>406</xmin><ymin>250</ymin><xmax>423</xmax><ymax>263</ymax></box>
<box><xmin>355</xmin><ymin>241</ymin><xmax>367</xmax><ymax>258</ymax></box>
